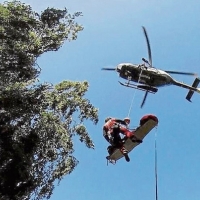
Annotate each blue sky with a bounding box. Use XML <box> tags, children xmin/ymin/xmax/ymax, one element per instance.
<box><xmin>2</xmin><ymin>0</ymin><xmax>200</xmax><ymax>199</ymax></box>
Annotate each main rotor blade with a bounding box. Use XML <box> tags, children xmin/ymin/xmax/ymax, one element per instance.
<box><xmin>142</xmin><ymin>26</ymin><xmax>152</xmax><ymax>66</ymax></box>
<box><xmin>141</xmin><ymin>91</ymin><xmax>148</xmax><ymax>108</ymax></box>
<box><xmin>164</xmin><ymin>70</ymin><xmax>197</xmax><ymax>76</ymax></box>
<box><xmin>101</xmin><ymin>68</ymin><xmax>116</xmax><ymax>71</ymax></box>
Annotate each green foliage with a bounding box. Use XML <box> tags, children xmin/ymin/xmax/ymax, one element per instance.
<box><xmin>0</xmin><ymin>1</ymin><xmax>98</xmax><ymax>200</ymax></box>
<box><xmin>0</xmin><ymin>0</ymin><xmax>83</xmax><ymax>84</ymax></box>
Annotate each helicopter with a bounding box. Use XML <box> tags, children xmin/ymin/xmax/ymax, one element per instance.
<box><xmin>102</xmin><ymin>26</ymin><xmax>200</xmax><ymax>108</ymax></box>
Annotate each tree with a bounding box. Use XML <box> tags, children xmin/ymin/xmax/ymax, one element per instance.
<box><xmin>0</xmin><ymin>1</ymin><xmax>98</xmax><ymax>200</ymax></box>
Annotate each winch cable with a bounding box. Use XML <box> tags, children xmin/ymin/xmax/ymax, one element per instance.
<box><xmin>154</xmin><ymin>126</ymin><xmax>158</xmax><ymax>200</ymax></box>
<box><xmin>127</xmin><ymin>67</ymin><xmax>144</xmax><ymax>117</ymax></box>
<box><xmin>126</xmin><ymin>67</ymin><xmax>159</xmax><ymax>200</ymax></box>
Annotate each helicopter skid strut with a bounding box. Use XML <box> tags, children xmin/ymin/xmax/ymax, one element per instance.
<box><xmin>119</xmin><ymin>81</ymin><xmax>158</xmax><ymax>93</ymax></box>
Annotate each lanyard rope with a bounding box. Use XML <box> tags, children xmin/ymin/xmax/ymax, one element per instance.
<box><xmin>127</xmin><ymin>88</ymin><xmax>137</xmax><ymax>118</ymax></box>
<box><xmin>154</xmin><ymin>127</ymin><xmax>158</xmax><ymax>200</ymax></box>
<box><xmin>127</xmin><ymin>67</ymin><xmax>144</xmax><ymax>117</ymax></box>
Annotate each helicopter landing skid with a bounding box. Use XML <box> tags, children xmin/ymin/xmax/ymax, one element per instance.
<box><xmin>119</xmin><ymin>81</ymin><xmax>158</xmax><ymax>93</ymax></box>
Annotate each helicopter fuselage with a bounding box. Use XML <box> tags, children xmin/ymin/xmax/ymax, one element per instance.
<box><xmin>117</xmin><ymin>63</ymin><xmax>174</xmax><ymax>87</ymax></box>
<box><xmin>101</xmin><ymin>26</ymin><xmax>200</xmax><ymax>107</ymax></box>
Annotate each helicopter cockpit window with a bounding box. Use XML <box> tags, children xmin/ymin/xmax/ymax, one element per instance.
<box><xmin>116</xmin><ymin>64</ymin><xmax>123</xmax><ymax>72</ymax></box>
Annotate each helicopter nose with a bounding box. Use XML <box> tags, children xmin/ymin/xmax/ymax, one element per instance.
<box><xmin>116</xmin><ymin>64</ymin><xmax>122</xmax><ymax>72</ymax></box>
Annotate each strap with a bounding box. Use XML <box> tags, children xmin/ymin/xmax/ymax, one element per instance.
<box><xmin>127</xmin><ymin>68</ymin><xmax>144</xmax><ymax>117</ymax></box>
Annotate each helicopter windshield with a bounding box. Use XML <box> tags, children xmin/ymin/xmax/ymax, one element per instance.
<box><xmin>116</xmin><ymin>63</ymin><xmax>135</xmax><ymax>72</ymax></box>
<box><xmin>116</xmin><ymin>64</ymin><xmax>123</xmax><ymax>72</ymax></box>
<box><xmin>116</xmin><ymin>63</ymin><xmax>138</xmax><ymax>72</ymax></box>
